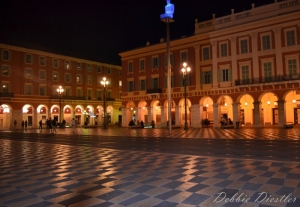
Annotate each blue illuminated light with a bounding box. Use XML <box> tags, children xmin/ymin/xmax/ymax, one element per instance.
<box><xmin>160</xmin><ymin>0</ymin><xmax>174</xmax><ymax>19</ymax></box>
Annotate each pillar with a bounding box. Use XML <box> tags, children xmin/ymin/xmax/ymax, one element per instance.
<box><xmin>213</xmin><ymin>103</ymin><xmax>221</xmax><ymax>128</ymax></box>
<box><xmin>253</xmin><ymin>101</ymin><xmax>262</xmax><ymax>127</ymax></box>
<box><xmin>277</xmin><ymin>100</ymin><xmax>286</xmax><ymax>127</ymax></box>
<box><xmin>230</xmin><ymin>37</ymin><xmax>237</xmax><ymax>85</ymax></box>
<box><xmin>147</xmin><ymin>107</ymin><xmax>153</xmax><ymax>124</ymax></box>
<box><xmin>161</xmin><ymin>106</ymin><xmax>166</xmax><ymax>126</ymax></box>
<box><xmin>232</xmin><ymin>102</ymin><xmax>240</xmax><ymax>124</ymax></box>
<box><xmin>194</xmin><ymin>44</ymin><xmax>201</xmax><ymax>90</ymax></box>
<box><xmin>121</xmin><ymin>107</ymin><xmax>131</xmax><ymax>127</ymax></box>
<box><xmin>251</xmin><ymin>32</ymin><xmax>259</xmax><ymax>78</ymax></box>
<box><xmin>211</xmin><ymin>41</ymin><xmax>218</xmax><ymax>89</ymax></box>
<box><xmin>175</xmin><ymin>105</ymin><xmax>180</xmax><ymax>126</ymax></box>
<box><xmin>273</xmin><ymin>28</ymin><xmax>283</xmax><ymax>75</ymax></box>
<box><xmin>191</xmin><ymin>104</ymin><xmax>202</xmax><ymax>128</ymax></box>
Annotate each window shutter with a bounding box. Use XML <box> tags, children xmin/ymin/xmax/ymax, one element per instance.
<box><xmin>126</xmin><ymin>82</ymin><xmax>129</xmax><ymax>92</ymax></box>
<box><xmin>150</xmin><ymin>78</ymin><xmax>154</xmax><ymax>88</ymax></box>
<box><xmin>150</xmin><ymin>58</ymin><xmax>153</xmax><ymax>69</ymax></box>
<box><xmin>218</xmin><ymin>69</ymin><xmax>222</xmax><ymax>82</ymax></box>
<box><xmin>228</xmin><ymin>68</ymin><xmax>232</xmax><ymax>81</ymax></box>
<box><xmin>157</xmin><ymin>57</ymin><xmax>160</xmax><ymax>68</ymax></box>
<box><xmin>171</xmin><ymin>76</ymin><xmax>174</xmax><ymax>88</ymax></box>
<box><xmin>179</xmin><ymin>74</ymin><xmax>183</xmax><ymax>87</ymax></box>
<box><xmin>170</xmin><ymin>54</ymin><xmax>174</xmax><ymax>66</ymax></box>
<box><xmin>200</xmin><ymin>72</ymin><xmax>204</xmax><ymax>84</ymax></box>
<box><xmin>210</xmin><ymin>71</ymin><xmax>213</xmax><ymax>84</ymax></box>
<box><xmin>138</xmin><ymin>80</ymin><xmax>141</xmax><ymax>91</ymax></box>
<box><xmin>186</xmin><ymin>74</ymin><xmax>190</xmax><ymax>86</ymax></box>
<box><xmin>164</xmin><ymin>55</ymin><xmax>167</xmax><ymax>67</ymax></box>
<box><xmin>164</xmin><ymin>76</ymin><xmax>167</xmax><ymax>88</ymax></box>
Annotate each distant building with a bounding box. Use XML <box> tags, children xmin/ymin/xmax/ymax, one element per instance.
<box><xmin>119</xmin><ymin>0</ymin><xmax>300</xmax><ymax>128</ymax></box>
<box><xmin>0</xmin><ymin>43</ymin><xmax>122</xmax><ymax>129</ymax></box>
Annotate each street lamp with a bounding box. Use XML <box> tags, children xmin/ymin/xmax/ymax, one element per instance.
<box><xmin>161</xmin><ymin>0</ymin><xmax>174</xmax><ymax>136</ymax></box>
<box><xmin>101</xmin><ymin>77</ymin><xmax>108</xmax><ymax>129</ymax></box>
<box><xmin>181</xmin><ymin>62</ymin><xmax>190</xmax><ymax>130</ymax></box>
<box><xmin>56</xmin><ymin>86</ymin><xmax>64</xmax><ymax>124</ymax></box>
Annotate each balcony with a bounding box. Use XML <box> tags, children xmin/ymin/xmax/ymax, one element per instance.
<box><xmin>51</xmin><ymin>96</ymin><xmax>86</xmax><ymax>100</ymax></box>
<box><xmin>235</xmin><ymin>74</ymin><xmax>300</xmax><ymax>86</ymax></box>
<box><xmin>0</xmin><ymin>92</ymin><xmax>14</xmax><ymax>97</ymax></box>
<box><xmin>146</xmin><ymin>88</ymin><xmax>162</xmax><ymax>94</ymax></box>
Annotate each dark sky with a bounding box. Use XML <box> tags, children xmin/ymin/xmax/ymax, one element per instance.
<box><xmin>0</xmin><ymin>0</ymin><xmax>274</xmax><ymax>65</ymax></box>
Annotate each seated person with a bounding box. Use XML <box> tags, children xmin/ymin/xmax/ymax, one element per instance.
<box><xmin>228</xmin><ymin>118</ymin><xmax>233</xmax><ymax>125</ymax></box>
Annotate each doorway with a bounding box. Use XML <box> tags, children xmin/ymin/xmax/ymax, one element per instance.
<box><xmin>294</xmin><ymin>108</ymin><xmax>300</xmax><ymax>124</ymax></box>
<box><xmin>272</xmin><ymin>108</ymin><xmax>278</xmax><ymax>124</ymax></box>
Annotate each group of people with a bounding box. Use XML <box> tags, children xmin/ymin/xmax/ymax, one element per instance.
<box><xmin>13</xmin><ymin>118</ymin><xmax>76</xmax><ymax>133</ymax></box>
<box><xmin>221</xmin><ymin>117</ymin><xmax>233</xmax><ymax>125</ymax></box>
<box><xmin>128</xmin><ymin>120</ymin><xmax>156</xmax><ymax>128</ymax></box>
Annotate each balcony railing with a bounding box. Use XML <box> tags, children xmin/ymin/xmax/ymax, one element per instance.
<box><xmin>0</xmin><ymin>92</ymin><xmax>14</xmax><ymax>97</ymax></box>
<box><xmin>235</xmin><ymin>74</ymin><xmax>300</xmax><ymax>86</ymax></box>
<box><xmin>146</xmin><ymin>88</ymin><xmax>162</xmax><ymax>94</ymax></box>
<box><xmin>106</xmin><ymin>97</ymin><xmax>115</xmax><ymax>101</ymax></box>
<box><xmin>51</xmin><ymin>95</ymin><xmax>85</xmax><ymax>100</ymax></box>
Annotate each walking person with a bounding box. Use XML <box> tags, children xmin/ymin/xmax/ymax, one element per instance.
<box><xmin>14</xmin><ymin>120</ymin><xmax>17</xmax><ymax>129</ymax></box>
<box><xmin>71</xmin><ymin>118</ymin><xmax>76</xmax><ymax>133</ymax></box>
<box><xmin>21</xmin><ymin>120</ymin><xmax>24</xmax><ymax>130</ymax></box>
<box><xmin>39</xmin><ymin>120</ymin><xmax>42</xmax><ymax>131</ymax></box>
<box><xmin>52</xmin><ymin>119</ymin><xmax>57</xmax><ymax>134</ymax></box>
<box><xmin>24</xmin><ymin>120</ymin><xmax>28</xmax><ymax>131</ymax></box>
<box><xmin>48</xmin><ymin>118</ymin><xmax>53</xmax><ymax>134</ymax></box>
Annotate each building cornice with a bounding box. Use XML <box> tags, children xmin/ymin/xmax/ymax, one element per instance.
<box><xmin>0</xmin><ymin>43</ymin><xmax>121</xmax><ymax>69</ymax></box>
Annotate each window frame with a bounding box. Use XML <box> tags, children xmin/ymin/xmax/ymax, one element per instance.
<box><xmin>38</xmin><ymin>69</ymin><xmax>46</xmax><ymax>80</ymax></box>
<box><xmin>1</xmin><ymin>65</ymin><xmax>11</xmax><ymax>76</ymax></box>
<box><xmin>239</xmin><ymin>38</ymin><xmax>249</xmax><ymax>54</ymax></box>
<box><xmin>260</xmin><ymin>32</ymin><xmax>271</xmax><ymax>51</ymax></box>
<box><xmin>128</xmin><ymin>61</ymin><xmax>133</xmax><ymax>73</ymax></box>
<box><xmin>52</xmin><ymin>58</ymin><xmax>59</xmax><ymax>68</ymax></box>
<box><xmin>285</xmin><ymin>28</ymin><xmax>297</xmax><ymax>46</ymax></box>
<box><xmin>76</xmin><ymin>74</ymin><xmax>82</xmax><ymax>84</ymax></box>
<box><xmin>1</xmin><ymin>50</ymin><xmax>11</xmax><ymax>61</ymax></box>
<box><xmin>219</xmin><ymin>42</ymin><xmax>228</xmax><ymax>57</ymax></box>
<box><xmin>52</xmin><ymin>71</ymin><xmax>60</xmax><ymax>81</ymax></box>
<box><xmin>39</xmin><ymin>56</ymin><xmax>46</xmax><ymax>66</ymax></box>
<box><xmin>24</xmin><ymin>54</ymin><xmax>33</xmax><ymax>64</ymax></box>
<box><xmin>202</xmin><ymin>46</ymin><xmax>210</xmax><ymax>60</ymax></box>
<box><xmin>24</xmin><ymin>68</ymin><xmax>33</xmax><ymax>79</ymax></box>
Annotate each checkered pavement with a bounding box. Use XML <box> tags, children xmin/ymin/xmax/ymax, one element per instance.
<box><xmin>0</xmin><ymin>139</ymin><xmax>299</xmax><ymax>207</ymax></box>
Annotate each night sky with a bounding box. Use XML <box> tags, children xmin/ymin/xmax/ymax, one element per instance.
<box><xmin>0</xmin><ymin>0</ymin><xmax>274</xmax><ymax>65</ymax></box>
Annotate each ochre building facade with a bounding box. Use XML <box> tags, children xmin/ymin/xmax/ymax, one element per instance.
<box><xmin>119</xmin><ymin>0</ymin><xmax>300</xmax><ymax>128</ymax></box>
<box><xmin>0</xmin><ymin>44</ymin><xmax>122</xmax><ymax>129</ymax></box>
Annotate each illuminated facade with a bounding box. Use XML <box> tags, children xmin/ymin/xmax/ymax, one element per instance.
<box><xmin>0</xmin><ymin>44</ymin><xmax>122</xmax><ymax>129</ymax></box>
<box><xmin>119</xmin><ymin>0</ymin><xmax>300</xmax><ymax>128</ymax></box>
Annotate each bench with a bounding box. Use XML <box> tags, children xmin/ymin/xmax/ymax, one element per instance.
<box><xmin>283</xmin><ymin>123</ymin><xmax>293</xmax><ymax>128</ymax></box>
<box><xmin>221</xmin><ymin>124</ymin><xmax>234</xmax><ymax>129</ymax></box>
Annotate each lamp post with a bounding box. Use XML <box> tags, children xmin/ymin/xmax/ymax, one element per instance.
<box><xmin>160</xmin><ymin>0</ymin><xmax>174</xmax><ymax>136</ymax></box>
<box><xmin>181</xmin><ymin>62</ymin><xmax>190</xmax><ymax>130</ymax></box>
<box><xmin>56</xmin><ymin>86</ymin><xmax>64</xmax><ymax>124</ymax></box>
<box><xmin>101</xmin><ymin>77</ymin><xmax>108</xmax><ymax>129</ymax></box>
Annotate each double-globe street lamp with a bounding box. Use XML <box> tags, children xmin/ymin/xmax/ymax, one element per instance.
<box><xmin>56</xmin><ymin>86</ymin><xmax>64</xmax><ymax>124</ymax></box>
<box><xmin>181</xmin><ymin>62</ymin><xmax>190</xmax><ymax>130</ymax></box>
<box><xmin>101</xmin><ymin>77</ymin><xmax>108</xmax><ymax>129</ymax></box>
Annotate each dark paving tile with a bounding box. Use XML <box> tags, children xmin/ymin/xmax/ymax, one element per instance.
<box><xmin>213</xmin><ymin>167</ymin><xmax>228</xmax><ymax>172</ymax></box>
<box><xmin>111</xmin><ymin>181</ymin><xmax>134</xmax><ymax>190</ymax></box>
<box><xmin>270</xmin><ymin>162</ymin><xmax>285</xmax><ymax>167</ymax></box>
<box><xmin>140</xmin><ymin>177</ymin><xmax>160</xmax><ymax>184</ymax></box>
<box><xmin>0</xmin><ymin>189</ymin><xmax>22</xmax><ymax>198</ymax></box>
<box><xmin>167</xmin><ymin>174</ymin><xmax>186</xmax><ymax>180</ymax></box>
<box><xmin>58</xmin><ymin>194</ymin><xmax>91</xmax><ymax>206</ymax></box>
<box><xmin>287</xmin><ymin>173</ymin><xmax>300</xmax><ymax>179</ymax></box>
<box><xmin>4</xmin><ymin>194</ymin><xmax>37</xmax><ymax>205</ymax></box>
<box><xmin>97</xmin><ymin>190</ymin><xmax>124</xmax><ymax>200</ymax></box>
<box><xmin>131</xmin><ymin>184</ymin><xmax>155</xmax><ymax>193</ymax></box>
<box><xmin>260</xmin><ymin>171</ymin><xmax>275</xmax><ymax>177</ymax></box>
<box><xmin>27</xmin><ymin>201</ymin><xmax>54</xmax><ymax>207</ymax></box>
<box><xmin>254</xmin><ymin>166</ymin><xmax>269</xmax><ymax>171</ymax></box>
<box><xmin>278</xmin><ymin>167</ymin><xmax>292</xmax><ymax>173</ymax></box>
<box><xmin>153</xmin><ymin>201</ymin><xmax>179</xmax><ymax>207</ymax></box>
<box><xmin>155</xmin><ymin>190</ymin><xmax>182</xmax><ymax>200</ymax></box>
<box><xmin>182</xmin><ymin>193</ymin><xmax>210</xmax><ymax>205</ymax></box>
<box><xmin>118</xmin><ymin>194</ymin><xmax>149</xmax><ymax>206</ymax></box>
<box><xmin>161</xmin><ymin>181</ymin><xmax>184</xmax><ymax>189</ymax></box>
<box><xmin>275</xmin><ymin>186</ymin><xmax>295</xmax><ymax>195</ymax></box>
<box><xmin>42</xmin><ymin>191</ymin><xmax>71</xmax><ymax>200</ymax></box>
<box><xmin>29</xmin><ymin>185</ymin><xmax>56</xmax><ymax>193</ymax></box>
<box><xmin>241</xmin><ymin>182</ymin><xmax>262</xmax><ymax>191</ymax></box>
<box><xmin>122</xmin><ymin>174</ymin><xmax>140</xmax><ymax>181</ymax></box>
<box><xmin>63</xmin><ymin>181</ymin><xmax>87</xmax><ymax>190</ymax></box>
<box><xmin>213</xmin><ymin>173</ymin><xmax>231</xmax><ymax>179</ymax></box>
<box><xmin>234</xmin><ymin>169</ymin><xmax>250</xmax><ymax>174</ymax></box>
<box><xmin>231</xmin><ymin>164</ymin><xmax>246</xmax><ymax>168</ymax></box>
<box><xmin>94</xmin><ymin>177</ymin><xmax>117</xmax><ymax>185</ymax></box>
<box><xmin>266</xmin><ymin>178</ymin><xmax>285</xmax><ymax>185</ymax></box>
<box><xmin>223</xmin><ymin>202</ymin><xmax>243</xmax><ymax>207</ymax></box>
<box><xmin>186</xmin><ymin>184</ymin><xmax>208</xmax><ymax>192</ymax></box>
<box><xmin>188</xmin><ymin>176</ymin><xmax>207</xmax><ymax>183</ymax></box>
<box><xmin>286</xmin><ymin>197</ymin><xmax>300</xmax><ymax>207</ymax></box>
<box><xmin>78</xmin><ymin>185</ymin><xmax>106</xmax><ymax>193</ymax></box>
<box><xmin>90</xmin><ymin>201</ymin><xmax>114</xmax><ymax>207</ymax></box>
<box><xmin>147</xmin><ymin>171</ymin><xmax>164</xmax><ymax>177</ymax></box>
<box><xmin>238</xmin><ymin>175</ymin><xmax>255</xmax><ymax>181</ymax></box>
<box><xmin>214</xmin><ymin>180</ymin><xmax>234</xmax><ymax>188</ymax></box>
<box><xmin>171</xmin><ymin>169</ymin><xmax>187</xmax><ymax>174</ymax></box>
